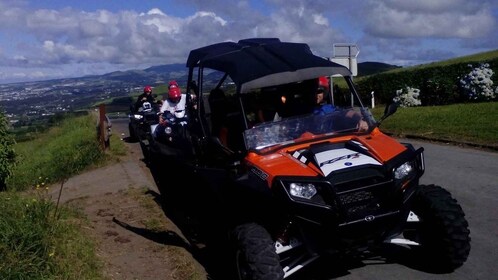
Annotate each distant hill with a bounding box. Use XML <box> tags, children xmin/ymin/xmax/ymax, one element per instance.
<box><xmin>144</xmin><ymin>63</ymin><xmax>185</xmax><ymax>73</ymax></box>
<box><xmin>0</xmin><ymin>60</ymin><xmax>401</xmax><ymax>116</ymax></box>
<box><xmin>357</xmin><ymin>62</ymin><xmax>401</xmax><ymax>76</ymax></box>
<box><xmin>3</xmin><ymin>48</ymin><xmax>495</xmax><ymax>117</ymax></box>
<box><xmin>93</xmin><ymin>61</ymin><xmax>399</xmax><ymax>85</ymax></box>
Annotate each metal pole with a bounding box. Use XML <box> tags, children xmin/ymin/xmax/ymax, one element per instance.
<box><xmin>330</xmin><ymin>76</ymin><xmax>335</xmax><ymax>105</ymax></box>
<box><xmin>349</xmin><ymin>46</ymin><xmax>354</xmax><ymax>108</ymax></box>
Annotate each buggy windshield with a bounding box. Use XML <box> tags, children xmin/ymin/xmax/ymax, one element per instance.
<box><xmin>244</xmin><ymin>107</ymin><xmax>370</xmax><ymax>150</ymax></box>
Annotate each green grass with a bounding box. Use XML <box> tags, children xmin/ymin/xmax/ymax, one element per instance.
<box><xmin>372</xmin><ymin>102</ymin><xmax>498</xmax><ymax>147</ymax></box>
<box><xmin>6</xmin><ymin>114</ymin><xmax>103</xmax><ymax>191</ymax></box>
<box><xmin>0</xmin><ymin>191</ymin><xmax>102</xmax><ymax>279</ymax></box>
<box><xmin>7</xmin><ymin>113</ymin><xmax>126</xmax><ymax>192</ymax></box>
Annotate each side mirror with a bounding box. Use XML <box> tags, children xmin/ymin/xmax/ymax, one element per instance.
<box><xmin>378</xmin><ymin>102</ymin><xmax>399</xmax><ymax>124</ymax></box>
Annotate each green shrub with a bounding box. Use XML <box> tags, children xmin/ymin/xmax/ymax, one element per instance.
<box><xmin>356</xmin><ymin>57</ymin><xmax>498</xmax><ymax>106</ymax></box>
<box><xmin>0</xmin><ymin>109</ymin><xmax>16</xmax><ymax>190</ymax></box>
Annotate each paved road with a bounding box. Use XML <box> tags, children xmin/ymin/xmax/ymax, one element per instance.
<box><xmin>304</xmin><ymin>139</ymin><xmax>498</xmax><ymax>280</ymax></box>
<box><xmin>113</xmin><ymin>118</ymin><xmax>498</xmax><ymax>279</ymax></box>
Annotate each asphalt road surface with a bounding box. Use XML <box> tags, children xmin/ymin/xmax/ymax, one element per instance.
<box><xmin>114</xmin><ymin>118</ymin><xmax>498</xmax><ymax>280</ymax></box>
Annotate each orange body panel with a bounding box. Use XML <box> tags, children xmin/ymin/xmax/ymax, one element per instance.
<box><xmin>358</xmin><ymin>128</ymin><xmax>408</xmax><ymax>162</ymax></box>
<box><xmin>245</xmin><ymin>127</ymin><xmax>407</xmax><ymax>187</ymax></box>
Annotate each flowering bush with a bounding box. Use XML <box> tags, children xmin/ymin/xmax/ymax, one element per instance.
<box><xmin>459</xmin><ymin>63</ymin><xmax>496</xmax><ymax>101</ymax></box>
<box><xmin>393</xmin><ymin>86</ymin><xmax>422</xmax><ymax>107</ymax></box>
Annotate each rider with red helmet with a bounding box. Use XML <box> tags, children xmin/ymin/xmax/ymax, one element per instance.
<box><xmin>160</xmin><ymin>81</ymin><xmax>187</xmax><ymax>119</ymax></box>
<box><xmin>154</xmin><ymin>81</ymin><xmax>188</xmax><ymax>140</ymax></box>
<box><xmin>316</xmin><ymin>76</ymin><xmax>330</xmax><ymax>106</ymax></box>
<box><xmin>134</xmin><ymin>85</ymin><xmax>156</xmax><ymax>112</ymax></box>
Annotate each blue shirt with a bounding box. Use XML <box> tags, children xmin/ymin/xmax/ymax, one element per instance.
<box><xmin>313</xmin><ymin>104</ymin><xmax>336</xmax><ymax>115</ymax></box>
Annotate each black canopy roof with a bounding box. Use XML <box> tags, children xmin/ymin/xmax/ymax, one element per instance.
<box><xmin>186</xmin><ymin>38</ymin><xmax>351</xmax><ymax>93</ymax></box>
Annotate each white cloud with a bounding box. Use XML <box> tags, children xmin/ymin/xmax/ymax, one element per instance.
<box><xmin>142</xmin><ymin>8</ymin><xmax>182</xmax><ymax>33</ymax></box>
<box><xmin>147</xmin><ymin>8</ymin><xmax>166</xmax><ymax>16</ymax></box>
<box><xmin>312</xmin><ymin>13</ymin><xmax>328</xmax><ymax>26</ymax></box>
<box><xmin>364</xmin><ymin>0</ymin><xmax>496</xmax><ymax>39</ymax></box>
<box><xmin>251</xmin><ymin>4</ymin><xmax>347</xmax><ymax>57</ymax></box>
<box><xmin>0</xmin><ymin>0</ymin><xmax>496</xmax><ymax>83</ymax></box>
<box><xmin>189</xmin><ymin>11</ymin><xmax>227</xmax><ymax>26</ymax></box>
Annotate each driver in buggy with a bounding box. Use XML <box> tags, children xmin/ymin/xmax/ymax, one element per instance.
<box><xmin>312</xmin><ymin>76</ymin><xmax>369</xmax><ymax>132</ymax></box>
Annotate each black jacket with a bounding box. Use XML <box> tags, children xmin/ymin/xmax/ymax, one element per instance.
<box><xmin>134</xmin><ymin>93</ymin><xmax>155</xmax><ymax>112</ymax></box>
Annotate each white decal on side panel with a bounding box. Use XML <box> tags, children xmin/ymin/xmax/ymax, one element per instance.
<box><xmin>292</xmin><ymin>150</ymin><xmax>308</xmax><ymax>164</ymax></box>
<box><xmin>351</xmin><ymin>140</ymin><xmax>368</xmax><ymax>150</ymax></box>
<box><xmin>315</xmin><ymin>148</ymin><xmax>381</xmax><ymax>176</ymax></box>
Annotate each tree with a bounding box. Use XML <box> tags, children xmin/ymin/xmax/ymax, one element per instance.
<box><xmin>0</xmin><ymin>109</ymin><xmax>16</xmax><ymax>191</ymax></box>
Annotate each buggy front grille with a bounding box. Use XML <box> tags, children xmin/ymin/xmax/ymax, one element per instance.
<box><xmin>332</xmin><ymin>176</ymin><xmax>398</xmax><ymax>222</ymax></box>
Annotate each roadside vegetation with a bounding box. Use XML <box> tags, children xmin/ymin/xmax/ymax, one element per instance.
<box><xmin>0</xmin><ymin>191</ymin><xmax>102</xmax><ymax>279</ymax></box>
<box><xmin>354</xmin><ymin>50</ymin><xmax>497</xmax><ymax>106</ymax></box>
<box><xmin>0</xmin><ymin>110</ymin><xmax>15</xmax><ymax>191</ymax></box>
<box><xmin>372</xmin><ymin>102</ymin><xmax>498</xmax><ymax>149</ymax></box>
<box><xmin>6</xmin><ymin>113</ymin><xmax>126</xmax><ymax>191</ymax></box>
<box><xmin>0</xmin><ymin>111</ymin><xmax>126</xmax><ymax>279</ymax></box>
<box><xmin>357</xmin><ymin>49</ymin><xmax>498</xmax><ymax>150</ymax></box>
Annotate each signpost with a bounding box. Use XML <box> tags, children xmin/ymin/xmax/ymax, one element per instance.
<box><xmin>330</xmin><ymin>44</ymin><xmax>359</xmax><ymax>107</ymax></box>
<box><xmin>331</xmin><ymin>43</ymin><xmax>359</xmax><ymax>77</ymax></box>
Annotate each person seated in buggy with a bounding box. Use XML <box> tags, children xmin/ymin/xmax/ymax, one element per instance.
<box><xmin>312</xmin><ymin>76</ymin><xmax>369</xmax><ymax>132</ymax></box>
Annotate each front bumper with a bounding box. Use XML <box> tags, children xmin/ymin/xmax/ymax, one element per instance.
<box><xmin>273</xmin><ymin>147</ymin><xmax>425</xmax><ymax>244</ymax></box>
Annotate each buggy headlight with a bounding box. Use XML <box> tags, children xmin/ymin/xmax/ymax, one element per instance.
<box><xmin>289</xmin><ymin>183</ymin><xmax>317</xmax><ymax>199</ymax></box>
<box><xmin>133</xmin><ymin>114</ymin><xmax>143</xmax><ymax>120</ymax></box>
<box><xmin>394</xmin><ymin>161</ymin><xmax>416</xmax><ymax>180</ymax></box>
<box><xmin>164</xmin><ymin>126</ymin><xmax>172</xmax><ymax>134</ymax></box>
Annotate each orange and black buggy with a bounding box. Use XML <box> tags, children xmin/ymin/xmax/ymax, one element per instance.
<box><xmin>146</xmin><ymin>38</ymin><xmax>470</xmax><ymax>280</ymax></box>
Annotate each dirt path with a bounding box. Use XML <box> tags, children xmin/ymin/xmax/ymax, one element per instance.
<box><xmin>49</xmin><ymin>119</ymin><xmax>208</xmax><ymax>280</ymax></box>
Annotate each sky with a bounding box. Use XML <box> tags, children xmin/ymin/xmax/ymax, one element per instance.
<box><xmin>0</xmin><ymin>0</ymin><xmax>496</xmax><ymax>84</ymax></box>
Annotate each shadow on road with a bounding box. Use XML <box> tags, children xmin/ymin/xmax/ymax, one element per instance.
<box><xmin>149</xmin><ymin>175</ymin><xmax>233</xmax><ymax>279</ymax></box>
<box><xmin>112</xmin><ymin>216</ymin><xmax>191</xmax><ymax>250</ymax></box>
<box><xmin>111</xmin><ymin>151</ymin><xmax>233</xmax><ymax>279</ymax></box>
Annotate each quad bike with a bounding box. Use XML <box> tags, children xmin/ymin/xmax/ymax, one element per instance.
<box><xmin>147</xmin><ymin>38</ymin><xmax>471</xmax><ymax>280</ymax></box>
<box><xmin>128</xmin><ymin>101</ymin><xmax>191</xmax><ymax>160</ymax></box>
<box><xmin>149</xmin><ymin>112</ymin><xmax>191</xmax><ymax>155</ymax></box>
<box><xmin>128</xmin><ymin>101</ymin><xmax>160</xmax><ymax>142</ymax></box>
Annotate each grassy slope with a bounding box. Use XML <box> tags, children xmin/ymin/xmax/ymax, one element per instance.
<box><xmin>7</xmin><ymin>113</ymin><xmax>126</xmax><ymax>191</ymax></box>
<box><xmin>384</xmin><ymin>49</ymin><xmax>498</xmax><ymax>73</ymax></box>
<box><xmin>372</xmin><ymin>102</ymin><xmax>498</xmax><ymax>148</ymax></box>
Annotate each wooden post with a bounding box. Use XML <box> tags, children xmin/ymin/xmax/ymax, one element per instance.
<box><xmin>98</xmin><ymin>104</ymin><xmax>106</xmax><ymax>150</ymax></box>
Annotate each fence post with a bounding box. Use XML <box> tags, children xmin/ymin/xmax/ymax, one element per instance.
<box><xmin>371</xmin><ymin>91</ymin><xmax>375</xmax><ymax>109</ymax></box>
<box><xmin>98</xmin><ymin>104</ymin><xmax>108</xmax><ymax>150</ymax></box>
